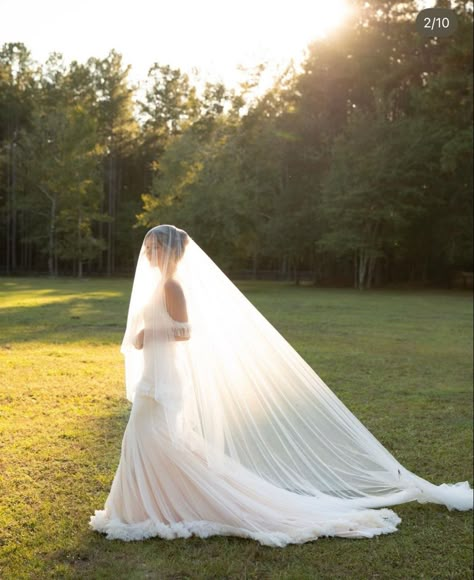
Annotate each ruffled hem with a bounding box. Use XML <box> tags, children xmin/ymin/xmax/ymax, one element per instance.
<box><xmin>89</xmin><ymin>508</ymin><xmax>401</xmax><ymax>548</ymax></box>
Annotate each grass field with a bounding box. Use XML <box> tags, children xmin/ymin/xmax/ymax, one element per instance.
<box><xmin>0</xmin><ymin>277</ymin><xmax>472</xmax><ymax>579</ymax></box>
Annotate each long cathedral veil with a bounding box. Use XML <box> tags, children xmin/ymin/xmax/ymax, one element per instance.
<box><xmin>121</xmin><ymin>225</ymin><xmax>473</xmax><ymax>513</ymax></box>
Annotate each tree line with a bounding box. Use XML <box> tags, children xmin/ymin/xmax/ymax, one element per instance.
<box><xmin>0</xmin><ymin>0</ymin><xmax>472</xmax><ymax>288</ymax></box>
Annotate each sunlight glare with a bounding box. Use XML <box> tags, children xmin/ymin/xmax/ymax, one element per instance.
<box><xmin>0</xmin><ymin>0</ymin><xmax>354</xmax><ymax>92</ymax></box>
<box><xmin>245</xmin><ymin>0</ymin><xmax>352</xmax><ymax>55</ymax></box>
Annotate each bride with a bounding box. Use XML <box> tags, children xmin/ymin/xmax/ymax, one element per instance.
<box><xmin>89</xmin><ymin>224</ymin><xmax>473</xmax><ymax>547</ymax></box>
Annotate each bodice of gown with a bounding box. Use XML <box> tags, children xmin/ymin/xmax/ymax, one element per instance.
<box><xmin>136</xmin><ymin>299</ymin><xmax>192</xmax><ymax>408</ymax></box>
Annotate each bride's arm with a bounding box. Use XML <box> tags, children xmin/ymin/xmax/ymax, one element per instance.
<box><xmin>164</xmin><ymin>279</ymin><xmax>190</xmax><ymax>341</ymax></box>
<box><xmin>134</xmin><ymin>329</ymin><xmax>144</xmax><ymax>349</ymax></box>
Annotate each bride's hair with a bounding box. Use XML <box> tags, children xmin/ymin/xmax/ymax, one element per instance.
<box><xmin>145</xmin><ymin>225</ymin><xmax>189</xmax><ymax>264</ymax></box>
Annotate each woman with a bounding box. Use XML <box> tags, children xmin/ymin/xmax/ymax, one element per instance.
<box><xmin>89</xmin><ymin>224</ymin><xmax>472</xmax><ymax>547</ymax></box>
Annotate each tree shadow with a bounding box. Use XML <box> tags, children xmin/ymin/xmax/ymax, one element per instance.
<box><xmin>0</xmin><ymin>279</ymin><xmax>130</xmax><ymax>345</ymax></box>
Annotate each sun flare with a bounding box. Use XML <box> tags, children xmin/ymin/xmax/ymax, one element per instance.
<box><xmin>237</xmin><ymin>0</ymin><xmax>352</xmax><ymax>58</ymax></box>
<box><xmin>276</xmin><ymin>0</ymin><xmax>351</xmax><ymax>42</ymax></box>
<box><xmin>0</xmin><ymin>0</ymin><xmax>354</xmax><ymax>92</ymax></box>
<box><xmin>174</xmin><ymin>0</ymin><xmax>354</xmax><ymax>90</ymax></box>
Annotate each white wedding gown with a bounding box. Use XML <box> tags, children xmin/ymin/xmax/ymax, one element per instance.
<box><xmin>90</xmin><ymin>309</ymin><xmax>413</xmax><ymax>548</ymax></box>
<box><xmin>89</xmin><ymin>389</ymin><xmax>406</xmax><ymax>547</ymax></box>
<box><xmin>90</xmin><ymin>227</ymin><xmax>472</xmax><ymax>547</ymax></box>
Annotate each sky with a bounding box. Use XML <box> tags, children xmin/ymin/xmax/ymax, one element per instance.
<box><xmin>0</xmin><ymin>0</ymin><xmax>356</xmax><ymax>91</ymax></box>
<box><xmin>0</xmin><ymin>0</ymin><xmax>438</xmax><ymax>93</ymax></box>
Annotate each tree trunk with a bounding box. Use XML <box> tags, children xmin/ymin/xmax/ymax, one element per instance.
<box><xmin>252</xmin><ymin>248</ymin><xmax>258</xmax><ymax>280</ymax></box>
<box><xmin>421</xmin><ymin>259</ymin><xmax>428</xmax><ymax>285</ymax></box>
<box><xmin>77</xmin><ymin>212</ymin><xmax>83</xmax><ymax>278</ymax></box>
<box><xmin>11</xmin><ymin>135</ymin><xmax>17</xmax><ymax>272</ymax></box>
<box><xmin>5</xmin><ymin>137</ymin><xmax>11</xmax><ymax>274</ymax></box>
<box><xmin>353</xmin><ymin>252</ymin><xmax>358</xmax><ymax>288</ymax></box>
<box><xmin>358</xmin><ymin>251</ymin><xmax>363</xmax><ymax>289</ymax></box>
<box><xmin>47</xmin><ymin>195</ymin><xmax>56</xmax><ymax>276</ymax></box>
<box><xmin>107</xmin><ymin>153</ymin><xmax>114</xmax><ymax>276</ymax></box>
<box><xmin>280</xmin><ymin>255</ymin><xmax>288</xmax><ymax>281</ymax></box>
<box><xmin>98</xmin><ymin>203</ymin><xmax>104</xmax><ymax>273</ymax></box>
<box><xmin>312</xmin><ymin>250</ymin><xmax>321</xmax><ymax>286</ymax></box>
<box><xmin>20</xmin><ymin>211</ymin><xmax>26</xmax><ymax>270</ymax></box>
<box><xmin>294</xmin><ymin>257</ymin><xmax>300</xmax><ymax>286</ymax></box>
<box><xmin>367</xmin><ymin>255</ymin><xmax>377</xmax><ymax>289</ymax></box>
<box><xmin>362</xmin><ymin>250</ymin><xmax>370</xmax><ymax>290</ymax></box>
<box><xmin>26</xmin><ymin>210</ymin><xmax>33</xmax><ymax>271</ymax></box>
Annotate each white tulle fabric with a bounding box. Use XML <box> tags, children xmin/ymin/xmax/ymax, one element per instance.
<box><xmin>89</xmin><ymin>225</ymin><xmax>473</xmax><ymax>547</ymax></box>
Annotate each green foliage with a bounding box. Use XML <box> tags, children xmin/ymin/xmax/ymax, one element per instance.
<box><xmin>17</xmin><ymin>70</ymin><xmax>107</xmax><ymax>274</ymax></box>
<box><xmin>319</xmin><ymin>113</ymin><xmax>449</xmax><ymax>286</ymax></box>
<box><xmin>0</xmin><ymin>4</ymin><xmax>472</xmax><ymax>285</ymax></box>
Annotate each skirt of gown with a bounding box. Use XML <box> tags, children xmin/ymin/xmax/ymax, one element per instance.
<box><xmin>89</xmin><ymin>392</ymin><xmax>405</xmax><ymax>548</ymax></box>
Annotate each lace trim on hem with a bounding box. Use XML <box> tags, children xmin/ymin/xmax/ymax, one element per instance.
<box><xmin>89</xmin><ymin>509</ymin><xmax>401</xmax><ymax>547</ymax></box>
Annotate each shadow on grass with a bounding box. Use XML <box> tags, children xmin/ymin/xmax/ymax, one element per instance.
<box><xmin>1</xmin><ymin>294</ymin><xmax>129</xmax><ymax>345</ymax></box>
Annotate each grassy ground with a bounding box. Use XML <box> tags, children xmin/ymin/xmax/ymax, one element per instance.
<box><xmin>0</xmin><ymin>277</ymin><xmax>472</xmax><ymax>579</ymax></box>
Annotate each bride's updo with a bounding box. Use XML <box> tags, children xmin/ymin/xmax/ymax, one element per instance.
<box><xmin>145</xmin><ymin>225</ymin><xmax>189</xmax><ymax>267</ymax></box>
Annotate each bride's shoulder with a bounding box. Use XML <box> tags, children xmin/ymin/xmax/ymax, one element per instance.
<box><xmin>164</xmin><ymin>277</ymin><xmax>181</xmax><ymax>288</ymax></box>
<box><xmin>164</xmin><ymin>278</ymin><xmax>188</xmax><ymax>322</ymax></box>
<box><xmin>164</xmin><ymin>278</ymin><xmax>184</xmax><ymax>295</ymax></box>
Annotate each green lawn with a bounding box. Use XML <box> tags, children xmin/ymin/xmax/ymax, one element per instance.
<box><xmin>0</xmin><ymin>277</ymin><xmax>472</xmax><ymax>579</ymax></box>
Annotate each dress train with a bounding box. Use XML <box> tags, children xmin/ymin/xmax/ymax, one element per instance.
<box><xmin>90</xmin><ymin>394</ymin><xmax>405</xmax><ymax>547</ymax></box>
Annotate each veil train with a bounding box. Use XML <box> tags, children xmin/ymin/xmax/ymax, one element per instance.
<box><xmin>89</xmin><ymin>225</ymin><xmax>473</xmax><ymax>546</ymax></box>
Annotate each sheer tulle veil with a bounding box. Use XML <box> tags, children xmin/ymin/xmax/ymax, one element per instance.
<box><xmin>121</xmin><ymin>224</ymin><xmax>473</xmax><ymax>513</ymax></box>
